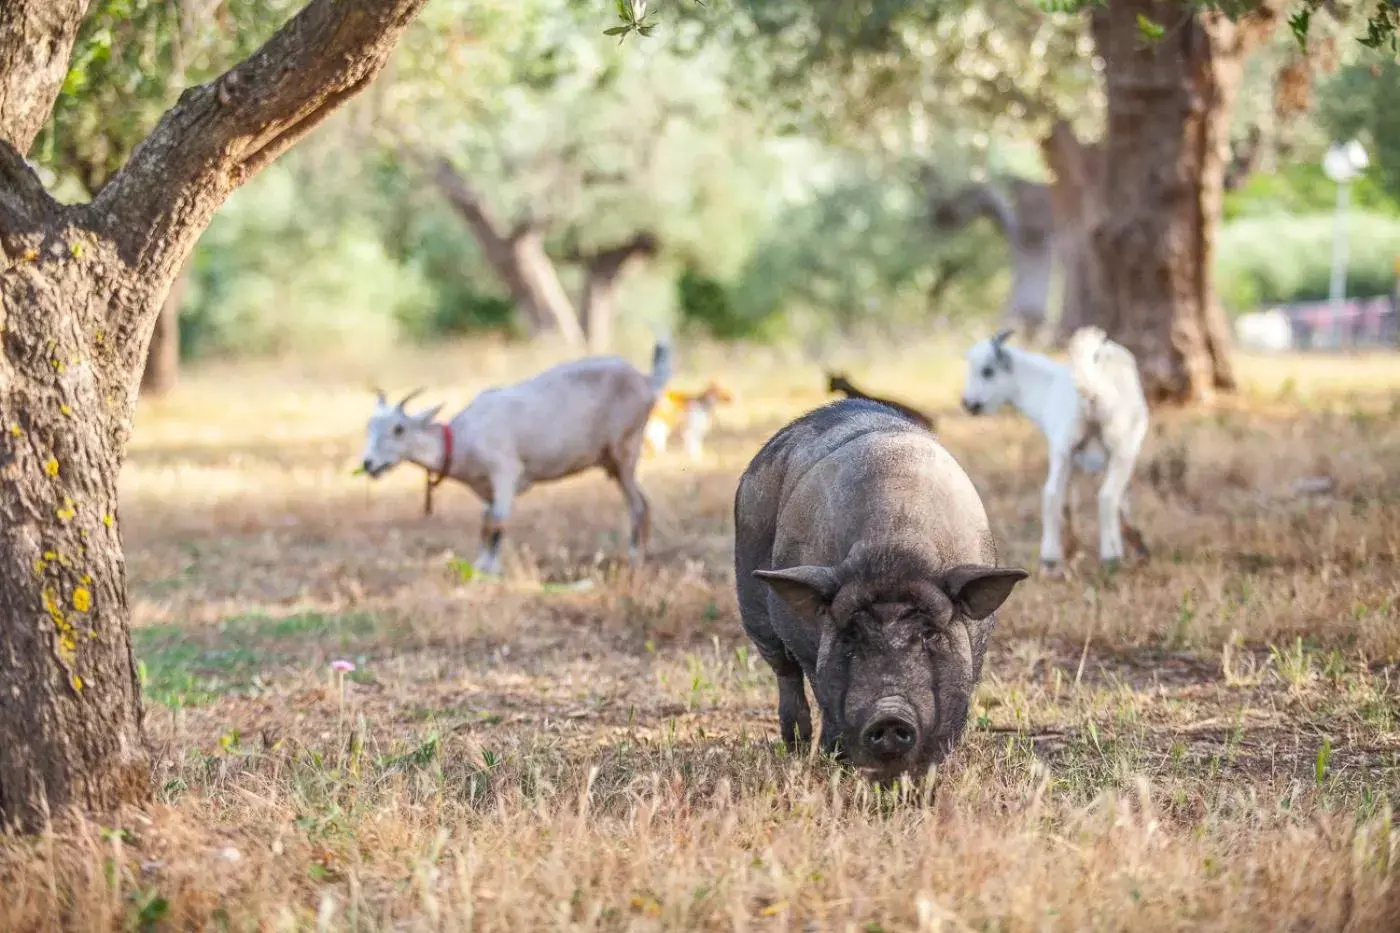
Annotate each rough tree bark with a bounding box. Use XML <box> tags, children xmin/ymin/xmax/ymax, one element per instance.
<box><xmin>140</xmin><ymin>261</ymin><xmax>188</xmax><ymax>396</ymax></box>
<box><xmin>1041</xmin><ymin>122</ymin><xmax>1107</xmax><ymax>346</ymax></box>
<box><xmin>430</xmin><ymin>160</ymin><xmax>586</xmax><ymax>346</ymax></box>
<box><xmin>0</xmin><ymin>0</ymin><xmax>430</xmax><ymax>833</ymax></box>
<box><xmin>575</xmin><ymin>232</ymin><xmax>659</xmax><ymax>352</ymax></box>
<box><xmin>930</xmin><ymin>181</ymin><xmax>1056</xmax><ymax>337</ymax></box>
<box><xmin>1088</xmin><ymin>0</ymin><xmax>1283</xmax><ymax>402</ymax></box>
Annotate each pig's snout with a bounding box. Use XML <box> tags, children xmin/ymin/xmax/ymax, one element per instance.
<box><xmin>860</xmin><ymin>698</ymin><xmax>919</xmax><ymax>762</ymax></box>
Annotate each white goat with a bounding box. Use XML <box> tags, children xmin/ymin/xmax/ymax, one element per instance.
<box><xmin>959</xmin><ymin>327</ymin><xmax>1150</xmax><ymax>575</ymax></box>
<box><xmin>360</xmin><ymin>340</ymin><xmax>672</xmax><ymax>575</ymax></box>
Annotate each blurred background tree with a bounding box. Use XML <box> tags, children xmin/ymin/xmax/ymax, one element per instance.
<box><xmin>40</xmin><ymin>0</ymin><xmax>1400</xmax><ymax>386</ymax></box>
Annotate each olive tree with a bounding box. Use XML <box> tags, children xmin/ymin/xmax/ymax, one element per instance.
<box><xmin>0</xmin><ymin>0</ymin><xmax>430</xmax><ymax>832</ymax></box>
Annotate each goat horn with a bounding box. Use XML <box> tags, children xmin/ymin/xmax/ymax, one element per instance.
<box><xmin>991</xmin><ymin>328</ymin><xmax>1014</xmax><ymax>347</ymax></box>
<box><xmin>373</xmin><ymin>386</ymin><xmax>388</xmax><ymax>406</ymax></box>
<box><xmin>397</xmin><ymin>388</ymin><xmax>425</xmax><ymax>410</ymax></box>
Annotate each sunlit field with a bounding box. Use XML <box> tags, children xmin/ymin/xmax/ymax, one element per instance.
<box><xmin>4</xmin><ymin>335</ymin><xmax>1400</xmax><ymax>931</ymax></box>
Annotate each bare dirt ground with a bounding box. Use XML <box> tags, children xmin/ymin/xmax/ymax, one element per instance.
<box><xmin>3</xmin><ymin>336</ymin><xmax>1400</xmax><ymax>931</ymax></box>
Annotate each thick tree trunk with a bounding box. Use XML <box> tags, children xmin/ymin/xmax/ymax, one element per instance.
<box><xmin>577</xmin><ymin>232</ymin><xmax>659</xmax><ymax>352</ymax></box>
<box><xmin>0</xmin><ymin>237</ymin><xmax>151</xmax><ymax>831</ymax></box>
<box><xmin>0</xmin><ymin>0</ymin><xmax>430</xmax><ymax>832</ymax></box>
<box><xmin>140</xmin><ymin>261</ymin><xmax>188</xmax><ymax>396</ymax></box>
<box><xmin>431</xmin><ymin>160</ymin><xmax>586</xmax><ymax>346</ymax></box>
<box><xmin>1041</xmin><ymin>122</ymin><xmax>1108</xmax><ymax>346</ymax></box>
<box><xmin>1088</xmin><ymin>0</ymin><xmax>1282</xmax><ymax>402</ymax></box>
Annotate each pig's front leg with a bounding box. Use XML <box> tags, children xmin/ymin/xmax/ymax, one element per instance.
<box><xmin>776</xmin><ymin>667</ymin><xmax>812</xmax><ymax>749</ymax></box>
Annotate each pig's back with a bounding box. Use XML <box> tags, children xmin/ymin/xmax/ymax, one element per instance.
<box><xmin>735</xmin><ymin>399</ymin><xmax>994</xmax><ymax>574</ymax></box>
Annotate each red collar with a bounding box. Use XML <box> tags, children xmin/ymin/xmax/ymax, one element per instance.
<box><xmin>423</xmin><ymin>423</ymin><xmax>454</xmax><ymax>516</ymax></box>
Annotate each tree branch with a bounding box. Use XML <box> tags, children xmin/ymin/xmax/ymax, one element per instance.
<box><xmin>0</xmin><ymin>0</ymin><xmax>92</xmax><ymax>156</ymax></box>
<box><xmin>929</xmin><ymin>184</ymin><xmax>1020</xmax><ymax>241</ymax></box>
<box><xmin>88</xmin><ymin>0</ymin><xmax>431</xmax><ymax>277</ymax></box>
<box><xmin>0</xmin><ymin>142</ymin><xmax>59</xmax><ymax>254</ymax></box>
<box><xmin>429</xmin><ymin>157</ymin><xmax>520</xmax><ymax>255</ymax></box>
<box><xmin>566</xmin><ymin>231</ymin><xmax>661</xmax><ymax>268</ymax></box>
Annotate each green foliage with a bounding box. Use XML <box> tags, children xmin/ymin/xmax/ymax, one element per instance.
<box><xmin>1315</xmin><ymin>60</ymin><xmax>1400</xmax><ymax>204</ymax></box>
<box><xmin>183</xmin><ymin>161</ymin><xmax>433</xmax><ymax>358</ymax></box>
<box><xmin>1223</xmin><ymin>164</ymin><xmax>1400</xmax><ymax>222</ymax></box>
<box><xmin>1215</xmin><ymin>211</ymin><xmax>1400</xmax><ymax>311</ymax></box>
<box><xmin>38</xmin><ymin>0</ymin><xmax>293</xmax><ymax>192</ymax></box>
<box><xmin>725</xmin><ymin>0</ymin><xmax>1097</xmax><ymax>151</ymax></box>
<box><xmin>363</xmin><ymin>156</ymin><xmax>522</xmax><ymax>341</ymax></box>
<box><xmin>676</xmin><ymin>267</ymin><xmax>766</xmax><ymax>340</ymax></box>
<box><xmin>1020</xmin><ymin>0</ymin><xmax>1398</xmax><ymax>54</ymax></box>
<box><xmin>724</xmin><ymin>166</ymin><xmax>1009</xmax><ymax>339</ymax></box>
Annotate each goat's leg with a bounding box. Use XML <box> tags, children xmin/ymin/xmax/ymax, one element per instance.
<box><xmin>616</xmin><ymin>473</ymin><xmax>651</xmax><ymax>565</ymax></box>
<box><xmin>1040</xmin><ymin>452</ymin><xmax>1073</xmax><ymax>577</ymax></box>
<box><xmin>1119</xmin><ymin>493</ymin><xmax>1150</xmax><ymax>561</ymax></box>
<box><xmin>1096</xmin><ymin>455</ymin><xmax>1137</xmax><ymax>566</ymax></box>
<box><xmin>682</xmin><ymin>422</ymin><xmax>703</xmax><ymax>462</ymax></box>
<box><xmin>475</xmin><ymin>473</ymin><xmax>517</xmax><ymax>576</ymax></box>
<box><xmin>472</xmin><ymin>504</ymin><xmax>497</xmax><ymax>572</ymax></box>
<box><xmin>1062</xmin><ymin>473</ymin><xmax>1080</xmax><ymax>560</ymax></box>
<box><xmin>609</xmin><ymin>438</ymin><xmax>650</xmax><ymax>565</ymax></box>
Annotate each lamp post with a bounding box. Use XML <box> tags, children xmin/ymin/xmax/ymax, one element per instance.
<box><xmin>1322</xmin><ymin>141</ymin><xmax>1369</xmax><ymax>342</ymax></box>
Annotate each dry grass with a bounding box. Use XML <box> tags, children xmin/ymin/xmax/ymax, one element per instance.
<box><xmin>5</xmin><ymin>335</ymin><xmax>1400</xmax><ymax>931</ymax></box>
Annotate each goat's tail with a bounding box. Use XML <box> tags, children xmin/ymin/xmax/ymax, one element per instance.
<box><xmin>1069</xmin><ymin>326</ymin><xmax>1114</xmax><ymax>402</ymax></box>
<box><xmin>1069</xmin><ymin>323</ymin><xmax>1148</xmax><ymax>411</ymax></box>
<box><xmin>649</xmin><ymin>336</ymin><xmax>673</xmax><ymax>395</ymax></box>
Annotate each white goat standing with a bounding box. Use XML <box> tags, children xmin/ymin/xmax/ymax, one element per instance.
<box><xmin>360</xmin><ymin>341</ymin><xmax>672</xmax><ymax>575</ymax></box>
<box><xmin>959</xmin><ymin>327</ymin><xmax>1150</xmax><ymax>575</ymax></box>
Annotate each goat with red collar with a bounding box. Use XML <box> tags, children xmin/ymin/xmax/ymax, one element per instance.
<box><xmin>359</xmin><ymin>340</ymin><xmax>671</xmax><ymax>575</ymax></box>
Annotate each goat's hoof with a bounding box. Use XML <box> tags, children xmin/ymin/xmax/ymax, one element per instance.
<box><xmin>1099</xmin><ymin>557</ymin><xmax>1122</xmax><ymax>575</ymax></box>
<box><xmin>1038</xmin><ymin>560</ymin><xmax>1065</xmax><ymax>580</ymax></box>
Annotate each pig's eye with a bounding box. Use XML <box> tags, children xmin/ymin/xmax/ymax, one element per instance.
<box><xmin>922</xmin><ymin>627</ymin><xmax>950</xmax><ymax>653</ymax></box>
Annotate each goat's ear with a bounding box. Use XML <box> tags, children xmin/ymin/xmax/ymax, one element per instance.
<box><xmin>754</xmin><ymin>566</ymin><xmax>842</xmax><ymax>621</ymax></box>
<box><xmin>939</xmin><ymin>564</ymin><xmax>1028</xmax><ymax>619</ymax></box>
<box><xmin>991</xmin><ymin>329</ymin><xmax>1014</xmax><ymax>369</ymax></box>
<box><xmin>413</xmin><ymin>403</ymin><xmax>444</xmax><ymax>425</ymax></box>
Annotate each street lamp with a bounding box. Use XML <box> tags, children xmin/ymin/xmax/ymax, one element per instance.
<box><xmin>1322</xmin><ymin>139</ymin><xmax>1369</xmax><ymax>315</ymax></box>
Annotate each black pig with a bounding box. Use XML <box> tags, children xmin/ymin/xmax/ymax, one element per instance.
<box><xmin>734</xmin><ymin>399</ymin><xmax>1027</xmax><ymax>780</ymax></box>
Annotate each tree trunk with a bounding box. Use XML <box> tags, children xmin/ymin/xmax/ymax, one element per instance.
<box><xmin>510</xmin><ymin>227</ymin><xmax>585</xmax><ymax>345</ymax></box>
<box><xmin>0</xmin><ymin>0</ymin><xmax>431</xmax><ymax>832</ymax></box>
<box><xmin>577</xmin><ymin>232</ymin><xmax>659</xmax><ymax>353</ymax></box>
<box><xmin>1088</xmin><ymin>0</ymin><xmax>1282</xmax><ymax>402</ymax></box>
<box><xmin>431</xmin><ymin>159</ymin><xmax>586</xmax><ymax>346</ymax></box>
<box><xmin>1041</xmin><ymin>122</ymin><xmax>1108</xmax><ymax>346</ymax></box>
<box><xmin>1004</xmin><ymin>180</ymin><xmax>1056</xmax><ymax>340</ymax></box>
<box><xmin>0</xmin><ymin>240</ymin><xmax>150</xmax><ymax>832</ymax></box>
<box><xmin>140</xmin><ymin>260</ymin><xmax>188</xmax><ymax>396</ymax></box>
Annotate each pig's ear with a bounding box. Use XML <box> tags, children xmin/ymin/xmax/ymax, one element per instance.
<box><xmin>940</xmin><ymin>565</ymin><xmax>1029</xmax><ymax>619</ymax></box>
<box><xmin>754</xmin><ymin>566</ymin><xmax>842</xmax><ymax>620</ymax></box>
